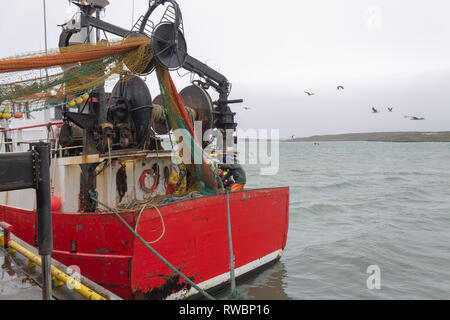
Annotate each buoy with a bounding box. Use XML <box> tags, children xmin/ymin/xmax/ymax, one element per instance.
<box><xmin>76</xmin><ymin>97</ymin><xmax>84</xmax><ymax>104</ymax></box>
<box><xmin>68</xmin><ymin>100</ymin><xmax>76</xmax><ymax>107</ymax></box>
<box><xmin>2</xmin><ymin>112</ymin><xmax>11</xmax><ymax>120</ymax></box>
<box><xmin>82</xmin><ymin>94</ymin><xmax>89</xmax><ymax>101</ymax></box>
<box><xmin>13</xmin><ymin>112</ymin><xmax>23</xmax><ymax>119</ymax></box>
<box><xmin>51</xmin><ymin>196</ymin><xmax>61</xmax><ymax>212</ymax></box>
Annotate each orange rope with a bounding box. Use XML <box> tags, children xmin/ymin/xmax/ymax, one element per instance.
<box><xmin>156</xmin><ymin>66</ymin><xmax>219</xmax><ymax>192</ymax></box>
<box><xmin>0</xmin><ymin>40</ymin><xmax>149</xmax><ymax>74</ymax></box>
<box><xmin>169</xmin><ymin>74</ymin><xmax>195</xmax><ymax>136</ymax></box>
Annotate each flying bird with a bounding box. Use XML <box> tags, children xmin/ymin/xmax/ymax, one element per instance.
<box><xmin>243</xmin><ymin>107</ymin><xmax>251</xmax><ymax>110</ymax></box>
<box><xmin>404</xmin><ymin>115</ymin><xmax>425</xmax><ymax>120</ymax></box>
<box><xmin>387</xmin><ymin>107</ymin><xmax>393</xmax><ymax>112</ymax></box>
<box><xmin>304</xmin><ymin>91</ymin><xmax>315</xmax><ymax>96</ymax></box>
<box><xmin>337</xmin><ymin>86</ymin><xmax>344</xmax><ymax>90</ymax></box>
<box><xmin>372</xmin><ymin>107</ymin><xmax>379</xmax><ymax>114</ymax></box>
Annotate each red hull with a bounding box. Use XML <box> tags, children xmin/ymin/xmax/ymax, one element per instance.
<box><xmin>0</xmin><ymin>187</ymin><xmax>289</xmax><ymax>299</ymax></box>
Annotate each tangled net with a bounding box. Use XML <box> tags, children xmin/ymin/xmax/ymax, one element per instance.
<box><xmin>0</xmin><ymin>36</ymin><xmax>223</xmax><ymax>194</ymax></box>
<box><xmin>0</xmin><ymin>37</ymin><xmax>153</xmax><ymax>112</ymax></box>
<box><xmin>156</xmin><ymin>66</ymin><xmax>222</xmax><ymax>194</ymax></box>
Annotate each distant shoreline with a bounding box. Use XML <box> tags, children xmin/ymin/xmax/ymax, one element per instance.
<box><xmin>284</xmin><ymin>131</ymin><xmax>450</xmax><ymax>142</ymax></box>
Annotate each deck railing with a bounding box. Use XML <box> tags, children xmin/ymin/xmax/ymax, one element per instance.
<box><xmin>0</xmin><ymin>121</ymin><xmax>62</xmax><ymax>153</ymax></box>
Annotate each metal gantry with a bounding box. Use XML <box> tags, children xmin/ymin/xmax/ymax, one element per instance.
<box><xmin>0</xmin><ymin>142</ymin><xmax>53</xmax><ymax>300</ymax></box>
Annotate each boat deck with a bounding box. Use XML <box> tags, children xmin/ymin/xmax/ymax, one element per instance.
<box><xmin>0</xmin><ymin>248</ymin><xmax>42</xmax><ymax>300</ymax></box>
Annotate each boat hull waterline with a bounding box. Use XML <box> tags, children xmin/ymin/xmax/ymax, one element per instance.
<box><xmin>0</xmin><ymin>187</ymin><xmax>289</xmax><ymax>299</ymax></box>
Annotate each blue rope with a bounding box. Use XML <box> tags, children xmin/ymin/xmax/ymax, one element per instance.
<box><xmin>226</xmin><ymin>191</ymin><xmax>244</xmax><ymax>300</ymax></box>
<box><xmin>226</xmin><ymin>191</ymin><xmax>236</xmax><ymax>295</ymax></box>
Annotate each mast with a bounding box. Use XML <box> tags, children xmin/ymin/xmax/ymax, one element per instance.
<box><xmin>43</xmin><ymin>0</ymin><xmax>50</xmax><ymax>122</ymax></box>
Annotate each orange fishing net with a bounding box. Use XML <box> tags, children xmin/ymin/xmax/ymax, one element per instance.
<box><xmin>0</xmin><ymin>40</ymin><xmax>149</xmax><ymax>74</ymax></box>
<box><xmin>0</xmin><ymin>37</ymin><xmax>153</xmax><ymax>106</ymax></box>
<box><xmin>0</xmin><ymin>35</ymin><xmax>222</xmax><ymax>195</ymax></box>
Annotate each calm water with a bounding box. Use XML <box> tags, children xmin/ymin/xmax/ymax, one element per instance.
<box><xmin>2</xmin><ymin>142</ymin><xmax>449</xmax><ymax>300</ymax></box>
<box><xmin>220</xmin><ymin>141</ymin><xmax>450</xmax><ymax>300</ymax></box>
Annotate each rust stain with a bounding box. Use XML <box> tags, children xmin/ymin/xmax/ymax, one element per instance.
<box><xmin>92</xmin><ymin>248</ymin><xmax>120</xmax><ymax>254</ymax></box>
<box><xmin>133</xmin><ymin>269</ymin><xmax>195</xmax><ymax>300</ymax></box>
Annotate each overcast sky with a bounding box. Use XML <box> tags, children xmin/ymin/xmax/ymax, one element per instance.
<box><xmin>2</xmin><ymin>0</ymin><xmax>450</xmax><ymax>138</ymax></box>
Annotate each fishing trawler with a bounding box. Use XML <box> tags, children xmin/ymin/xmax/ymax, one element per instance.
<box><xmin>0</xmin><ymin>0</ymin><xmax>289</xmax><ymax>299</ymax></box>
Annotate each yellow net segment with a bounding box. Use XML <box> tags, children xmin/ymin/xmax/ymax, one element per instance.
<box><xmin>0</xmin><ymin>37</ymin><xmax>224</xmax><ymax>196</ymax></box>
<box><xmin>0</xmin><ymin>37</ymin><xmax>153</xmax><ymax>108</ymax></box>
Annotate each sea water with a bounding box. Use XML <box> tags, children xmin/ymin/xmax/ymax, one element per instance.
<box><xmin>219</xmin><ymin>141</ymin><xmax>450</xmax><ymax>300</ymax></box>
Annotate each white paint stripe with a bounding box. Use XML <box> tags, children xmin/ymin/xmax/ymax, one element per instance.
<box><xmin>166</xmin><ymin>249</ymin><xmax>284</xmax><ymax>300</ymax></box>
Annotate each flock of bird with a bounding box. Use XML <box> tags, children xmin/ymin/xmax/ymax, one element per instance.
<box><xmin>303</xmin><ymin>85</ymin><xmax>426</xmax><ymax>121</ymax></box>
<box><xmin>304</xmin><ymin>85</ymin><xmax>344</xmax><ymax>96</ymax></box>
<box><xmin>242</xmin><ymin>84</ymin><xmax>426</xmax><ymax>141</ymax></box>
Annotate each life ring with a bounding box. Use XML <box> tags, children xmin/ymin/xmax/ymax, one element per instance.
<box><xmin>139</xmin><ymin>165</ymin><xmax>159</xmax><ymax>193</ymax></box>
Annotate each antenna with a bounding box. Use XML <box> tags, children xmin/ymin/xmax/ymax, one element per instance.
<box><xmin>43</xmin><ymin>0</ymin><xmax>48</xmax><ymax>56</ymax></box>
<box><xmin>132</xmin><ymin>0</ymin><xmax>135</xmax><ymax>29</ymax></box>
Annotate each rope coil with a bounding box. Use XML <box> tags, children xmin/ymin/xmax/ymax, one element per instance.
<box><xmin>134</xmin><ymin>203</ymin><xmax>166</xmax><ymax>244</ymax></box>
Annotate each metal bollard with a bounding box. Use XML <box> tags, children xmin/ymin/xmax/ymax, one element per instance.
<box><xmin>0</xmin><ymin>222</ymin><xmax>13</xmax><ymax>248</ymax></box>
<box><xmin>34</xmin><ymin>143</ymin><xmax>53</xmax><ymax>300</ymax></box>
<box><xmin>0</xmin><ymin>142</ymin><xmax>53</xmax><ymax>300</ymax></box>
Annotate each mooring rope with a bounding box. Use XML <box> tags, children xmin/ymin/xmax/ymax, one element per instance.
<box><xmin>226</xmin><ymin>191</ymin><xmax>237</xmax><ymax>297</ymax></box>
<box><xmin>225</xmin><ymin>191</ymin><xmax>245</xmax><ymax>300</ymax></box>
<box><xmin>88</xmin><ymin>191</ymin><xmax>215</xmax><ymax>300</ymax></box>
